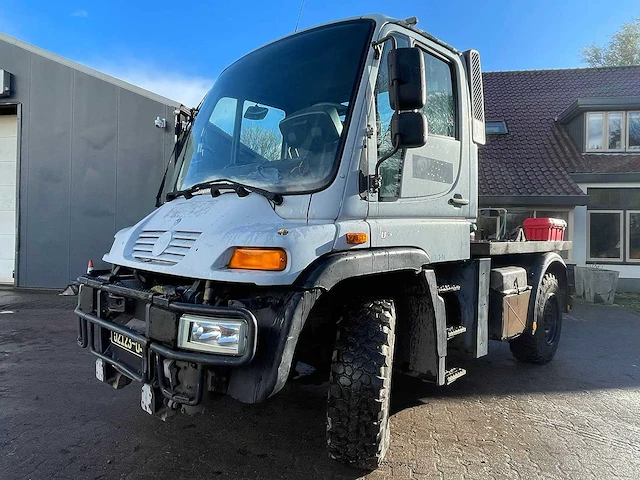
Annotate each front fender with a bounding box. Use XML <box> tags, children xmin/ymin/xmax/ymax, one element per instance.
<box><xmin>229</xmin><ymin>248</ymin><xmax>431</xmax><ymax>403</ymax></box>
<box><xmin>296</xmin><ymin>247</ymin><xmax>431</xmax><ymax>291</ymax></box>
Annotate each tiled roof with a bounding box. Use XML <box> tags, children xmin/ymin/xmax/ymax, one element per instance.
<box><xmin>480</xmin><ymin>66</ymin><xmax>640</xmax><ymax>198</ymax></box>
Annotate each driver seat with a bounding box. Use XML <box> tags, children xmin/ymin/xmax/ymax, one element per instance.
<box><xmin>279</xmin><ymin>104</ymin><xmax>343</xmax><ymax>156</ymax></box>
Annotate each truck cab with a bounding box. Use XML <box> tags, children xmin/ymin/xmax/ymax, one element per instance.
<box><xmin>75</xmin><ymin>15</ymin><xmax>570</xmax><ymax>470</ymax></box>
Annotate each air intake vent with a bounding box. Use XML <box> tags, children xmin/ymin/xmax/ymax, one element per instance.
<box><xmin>132</xmin><ymin>230</ymin><xmax>201</xmax><ymax>265</ymax></box>
<box><xmin>464</xmin><ymin>49</ymin><xmax>486</xmax><ymax>145</ymax></box>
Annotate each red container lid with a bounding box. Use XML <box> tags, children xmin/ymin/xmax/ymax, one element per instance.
<box><xmin>522</xmin><ymin>217</ymin><xmax>567</xmax><ymax>228</ymax></box>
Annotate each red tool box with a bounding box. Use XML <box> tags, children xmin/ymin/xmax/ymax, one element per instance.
<box><xmin>522</xmin><ymin>218</ymin><xmax>567</xmax><ymax>241</ymax></box>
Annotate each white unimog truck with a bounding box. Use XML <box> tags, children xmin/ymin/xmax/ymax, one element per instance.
<box><xmin>75</xmin><ymin>14</ymin><xmax>571</xmax><ymax>469</ymax></box>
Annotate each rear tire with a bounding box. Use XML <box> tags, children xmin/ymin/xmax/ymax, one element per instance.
<box><xmin>510</xmin><ymin>273</ymin><xmax>563</xmax><ymax>364</ymax></box>
<box><xmin>326</xmin><ymin>299</ymin><xmax>396</xmax><ymax>470</ymax></box>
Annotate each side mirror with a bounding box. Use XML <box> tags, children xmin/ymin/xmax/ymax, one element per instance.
<box><xmin>391</xmin><ymin>111</ymin><xmax>428</xmax><ymax>149</ymax></box>
<box><xmin>388</xmin><ymin>47</ymin><xmax>426</xmax><ymax>111</ymax></box>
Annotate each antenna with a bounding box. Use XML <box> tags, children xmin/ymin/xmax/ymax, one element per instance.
<box><xmin>294</xmin><ymin>0</ymin><xmax>306</xmax><ymax>32</ymax></box>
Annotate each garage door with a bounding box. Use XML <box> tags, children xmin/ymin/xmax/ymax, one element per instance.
<box><xmin>0</xmin><ymin>114</ymin><xmax>17</xmax><ymax>284</ymax></box>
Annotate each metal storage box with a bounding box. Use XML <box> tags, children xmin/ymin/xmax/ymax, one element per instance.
<box><xmin>489</xmin><ymin>266</ymin><xmax>531</xmax><ymax>340</ymax></box>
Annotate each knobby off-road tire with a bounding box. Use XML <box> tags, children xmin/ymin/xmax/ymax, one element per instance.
<box><xmin>510</xmin><ymin>273</ymin><xmax>563</xmax><ymax>364</ymax></box>
<box><xmin>326</xmin><ymin>299</ymin><xmax>396</xmax><ymax>470</ymax></box>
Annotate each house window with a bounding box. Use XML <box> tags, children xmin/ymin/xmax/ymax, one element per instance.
<box><xmin>587</xmin><ymin>187</ymin><xmax>640</xmax><ymax>263</ymax></box>
<box><xmin>627</xmin><ymin>211</ymin><xmax>640</xmax><ymax>261</ymax></box>
<box><xmin>587</xmin><ymin>113</ymin><xmax>604</xmax><ymax>150</ymax></box>
<box><xmin>585</xmin><ymin>111</ymin><xmax>640</xmax><ymax>152</ymax></box>
<box><xmin>629</xmin><ymin>112</ymin><xmax>640</xmax><ymax>150</ymax></box>
<box><xmin>486</xmin><ymin>120</ymin><xmax>508</xmax><ymax>135</ymax></box>
<box><xmin>608</xmin><ymin>112</ymin><xmax>623</xmax><ymax>150</ymax></box>
<box><xmin>587</xmin><ymin>211</ymin><xmax>623</xmax><ymax>261</ymax></box>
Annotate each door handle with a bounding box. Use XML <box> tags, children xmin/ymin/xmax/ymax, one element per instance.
<box><xmin>448</xmin><ymin>194</ymin><xmax>469</xmax><ymax>207</ymax></box>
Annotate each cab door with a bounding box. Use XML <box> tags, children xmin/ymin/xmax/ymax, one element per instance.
<box><xmin>365</xmin><ymin>26</ymin><xmax>472</xmax><ymax>263</ymax></box>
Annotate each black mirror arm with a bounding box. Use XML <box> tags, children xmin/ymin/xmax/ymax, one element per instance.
<box><xmin>368</xmin><ymin>136</ymin><xmax>400</xmax><ymax>194</ymax></box>
<box><xmin>372</xmin><ymin>35</ymin><xmax>397</xmax><ymax>59</ymax></box>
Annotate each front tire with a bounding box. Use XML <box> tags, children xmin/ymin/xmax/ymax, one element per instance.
<box><xmin>326</xmin><ymin>299</ymin><xmax>396</xmax><ymax>470</ymax></box>
<box><xmin>510</xmin><ymin>273</ymin><xmax>563</xmax><ymax>364</ymax></box>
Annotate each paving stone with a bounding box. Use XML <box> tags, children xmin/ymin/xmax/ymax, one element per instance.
<box><xmin>0</xmin><ymin>294</ymin><xmax>639</xmax><ymax>479</ymax></box>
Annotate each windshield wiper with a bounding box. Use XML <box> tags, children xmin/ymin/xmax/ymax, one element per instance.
<box><xmin>166</xmin><ymin>179</ymin><xmax>283</xmax><ymax>205</ymax></box>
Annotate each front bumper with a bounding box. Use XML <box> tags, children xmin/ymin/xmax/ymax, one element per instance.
<box><xmin>75</xmin><ymin>275</ymin><xmax>259</xmax><ymax>406</ymax></box>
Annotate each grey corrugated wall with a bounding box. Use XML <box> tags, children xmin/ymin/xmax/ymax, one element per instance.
<box><xmin>0</xmin><ymin>36</ymin><xmax>180</xmax><ymax>288</ymax></box>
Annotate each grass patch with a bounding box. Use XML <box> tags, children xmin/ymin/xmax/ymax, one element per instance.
<box><xmin>612</xmin><ymin>292</ymin><xmax>640</xmax><ymax>315</ymax></box>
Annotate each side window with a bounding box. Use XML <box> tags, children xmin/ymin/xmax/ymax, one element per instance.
<box><xmin>422</xmin><ymin>51</ymin><xmax>456</xmax><ymax>138</ymax></box>
<box><xmin>374</xmin><ymin>35</ymin><xmax>409</xmax><ymax>198</ymax></box>
<box><xmin>240</xmin><ymin>101</ymin><xmax>286</xmax><ymax>161</ymax></box>
<box><xmin>208</xmin><ymin>97</ymin><xmax>237</xmax><ymax>135</ymax></box>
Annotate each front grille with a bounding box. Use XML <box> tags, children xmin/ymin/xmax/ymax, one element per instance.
<box><xmin>132</xmin><ymin>230</ymin><xmax>201</xmax><ymax>265</ymax></box>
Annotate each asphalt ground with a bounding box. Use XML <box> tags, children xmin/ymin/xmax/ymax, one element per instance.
<box><xmin>1</xmin><ymin>290</ymin><xmax>639</xmax><ymax>479</ymax></box>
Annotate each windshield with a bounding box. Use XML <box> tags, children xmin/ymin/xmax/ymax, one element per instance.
<box><xmin>171</xmin><ymin>20</ymin><xmax>374</xmax><ymax>196</ymax></box>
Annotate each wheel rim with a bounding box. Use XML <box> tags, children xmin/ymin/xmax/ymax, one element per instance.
<box><xmin>543</xmin><ymin>294</ymin><xmax>560</xmax><ymax>345</ymax></box>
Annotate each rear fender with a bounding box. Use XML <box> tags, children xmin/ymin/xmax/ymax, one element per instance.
<box><xmin>520</xmin><ymin>252</ymin><xmax>568</xmax><ymax>333</ymax></box>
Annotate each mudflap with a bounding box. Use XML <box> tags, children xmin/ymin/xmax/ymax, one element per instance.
<box><xmin>394</xmin><ymin>269</ymin><xmax>447</xmax><ymax>385</ymax></box>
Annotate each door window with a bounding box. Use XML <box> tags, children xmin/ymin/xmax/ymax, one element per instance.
<box><xmin>374</xmin><ymin>35</ymin><xmax>409</xmax><ymax>198</ymax></box>
<box><xmin>373</xmin><ymin>37</ymin><xmax>460</xmax><ymax>200</ymax></box>
<box><xmin>398</xmin><ymin>48</ymin><xmax>460</xmax><ymax>199</ymax></box>
<box><xmin>422</xmin><ymin>52</ymin><xmax>456</xmax><ymax>138</ymax></box>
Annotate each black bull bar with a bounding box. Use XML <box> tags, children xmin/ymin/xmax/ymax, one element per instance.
<box><xmin>75</xmin><ymin>277</ymin><xmax>258</xmax><ymax>405</ymax></box>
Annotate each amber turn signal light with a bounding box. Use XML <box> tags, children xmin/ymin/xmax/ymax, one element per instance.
<box><xmin>228</xmin><ymin>248</ymin><xmax>287</xmax><ymax>271</ymax></box>
<box><xmin>346</xmin><ymin>232</ymin><xmax>368</xmax><ymax>245</ymax></box>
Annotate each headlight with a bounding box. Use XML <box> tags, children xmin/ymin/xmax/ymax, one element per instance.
<box><xmin>177</xmin><ymin>314</ymin><xmax>247</xmax><ymax>355</ymax></box>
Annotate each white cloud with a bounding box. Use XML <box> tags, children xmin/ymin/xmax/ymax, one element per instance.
<box><xmin>71</xmin><ymin>10</ymin><xmax>89</xmax><ymax>18</ymax></box>
<box><xmin>89</xmin><ymin>61</ymin><xmax>213</xmax><ymax>107</ymax></box>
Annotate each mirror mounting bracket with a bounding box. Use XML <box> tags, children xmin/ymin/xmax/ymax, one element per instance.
<box><xmin>372</xmin><ymin>35</ymin><xmax>398</xmax><ymax>59</ymax></box>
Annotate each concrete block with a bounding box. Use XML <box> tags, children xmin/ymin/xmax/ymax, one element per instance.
<box><xmin>582</xmin><ymin>268</ymin><xmax>619</xmax><ymax>305</ymax></box>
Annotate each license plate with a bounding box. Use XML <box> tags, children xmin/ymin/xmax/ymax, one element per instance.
<box><xmin>110</xmin><ymin>331</ymin><xmax>143</xmax><ymax>358</ymax></box>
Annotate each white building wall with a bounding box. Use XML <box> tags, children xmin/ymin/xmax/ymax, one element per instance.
<box><xmin>573</xmin><ymin>205</ymin><xmax>588</xmax><ymax>267</ymax></box>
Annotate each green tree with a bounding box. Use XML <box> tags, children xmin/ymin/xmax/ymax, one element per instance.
<box><xmin>581</xmin><ymin>19</ymin><xmax>640</xmax><ymax>67</ymax></box>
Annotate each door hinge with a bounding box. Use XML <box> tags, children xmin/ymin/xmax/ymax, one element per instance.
<box><xmin>368</xmin><ymin>174</ymin><xmax>381</xmax><ymax>194</ymax></box>
<box><xmin>372</xmin><ymin>42</ymin><xmax>384</xmax><ymax>60</ymax></box>
<box><xmin>365</xmin><ymin>125</ymin><xmax>374</xmax><ymax>139</ymax></box>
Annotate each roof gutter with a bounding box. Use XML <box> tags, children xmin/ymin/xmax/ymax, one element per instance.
<box><xmin>570</xmin><ymin>172</ymin><xmax>640</xmax><ymax>183</ymax></box>
<box><xmin>557</xmin><ymin>96</ymin><xmax>640</xmax><ymax>124</ymax></box>
<box><xmin>479</xmin><ymin>194</ymin><xmax>587</xmax><ymax>207</ymax></box>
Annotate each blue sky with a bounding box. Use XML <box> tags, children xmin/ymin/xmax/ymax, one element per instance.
<box><xmin>1</xmin><ymin>1</ymin><xmax>638</xmax><ymax>106</ymax></box>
